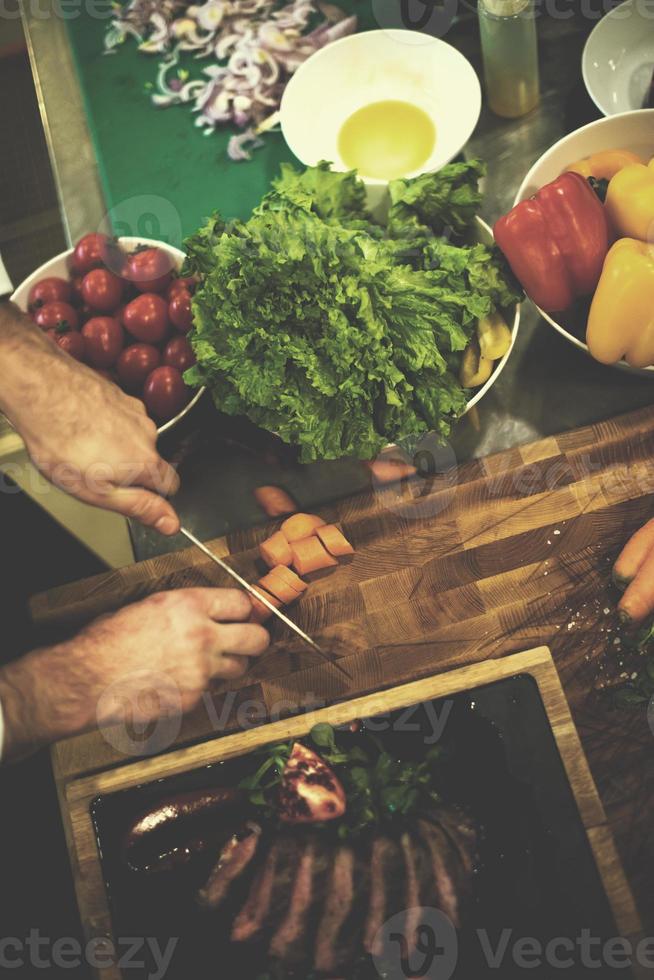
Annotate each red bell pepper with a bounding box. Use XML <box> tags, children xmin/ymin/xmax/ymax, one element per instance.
<box><xmin>493</xmin><ymin>172</ymin><xmax>609</xmax><ymax>313</ymax></box>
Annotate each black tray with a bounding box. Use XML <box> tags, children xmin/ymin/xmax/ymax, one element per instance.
<box><xmin>91</xmin><ymin>673</ymin><xmax>621</xmax><ymax>979</ymax></box>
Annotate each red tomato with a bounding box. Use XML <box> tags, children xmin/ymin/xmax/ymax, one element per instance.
<box><xmin>28</xmin><ymin>277</ymin><xmax>72</xmax><ymax>312</ymax></box>
<box><xmin>143</xmin><ymin>366</ymin><xmax>189</xmax><ymax>421</ymax></box>
<box><xmin>168</xmin><ymin>289</ymin><xmax>193</xmax><ymax>333</ymax></box>
<box><xmin>166</xmin><ymin>276</ymin><xmax>197</xmax><ymax>301</ymax></box>
<box><xmin>46</xmin><ymin>328</ymin><xmax>87</xmax><ymax>363</ymax></box>
<box><xmin>34</xmin><ymin>300</ymin><xmax>80</xmax><ymax>331</ymax></box>
<box><xmin>82</xmin><ymin>316</ymin><xmax>124</xmax><ymax>368</ymax></box>
<box><xmin>163</xmin><ymin>335</ymin><xmax>195</xmax><ymax>373</ymax></box>
<box><xmin>77</xmin><ymin>303</ymin><xmax>94</xmax><ymax>324</ymax></box>
<box><xmin>71</xmin><ymin>233</ymin><xmax>113</xmax><ymax>276</ymax></box>
<box><xmin>116</xmin><ymin>343</ymin><xmax>161</xmax><ymax>393</ymax></box>
<box><xmin>122</xmin><ymin>293</ymin><xmax>169</xmax><ymax>344</ymax></box>
<box><xmin>81</xmin><ymin>269</ymin><xmax>123</xmax><ymax>313</ymax></box>
<box><xmin>70</xmin><ymin>275</ymin><xmax>86</xmax><ymax>307</ymax></box>
<box><xmin>125</xmin><ymin>247</ymin><xmax>174</xmax><ymax>294</ymax></box>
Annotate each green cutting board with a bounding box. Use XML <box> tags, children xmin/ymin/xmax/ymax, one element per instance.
<box><xmin>65</xmin><ymin>4</ymin><xmax>374</xmax><ymax>242</ymax></box>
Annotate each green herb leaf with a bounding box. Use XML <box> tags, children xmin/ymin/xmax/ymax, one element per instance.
<box><xmin>310</xmin><ymin>724</ymin><xmax>337</xmax><ymax>751</ymax></box>
<box><xmin>184</xmin><ymin>161</ymin><xmax>518</xmax><ymax>462</ymax></box>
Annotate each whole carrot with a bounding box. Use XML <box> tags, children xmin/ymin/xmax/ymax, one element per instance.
<box><xmin>613</xmin><ymin>518</ymin><xmax>654</xmax><ymax>590</ymax></box>
<box><xmin>616</xmin><ymin>519</ymin><xmax>654</xmax><ymax>624</ymax></box>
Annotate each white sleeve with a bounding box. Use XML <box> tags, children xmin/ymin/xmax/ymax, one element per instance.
<box><xmin>0</xmin><ymin>695</ymin><xmax>5</xmax><ymax>762</ymax></box>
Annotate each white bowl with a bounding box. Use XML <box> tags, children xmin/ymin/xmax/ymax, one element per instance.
<box><xmin>514</xmin><ymin>110</ymin><xmax>654</xmax><ymax>376</ymax></box>
<box><xmin>466</xmin><ymin>217</ymin><xmax>520</xmax><ymax>412</ymax></box>
<box><xmin>280</xmin><ymin>29</ymin><xmax>481</xmax><ymax>212</ymax></box>
<box><xmin>10</xmin><ymin>237</ymin><xmax>205</xmax><ymax>433</ymax></box>
<box><xmin>583</xmin><ymin>0</ymin><xmax>654</xmax><ymax>116</ymax></box>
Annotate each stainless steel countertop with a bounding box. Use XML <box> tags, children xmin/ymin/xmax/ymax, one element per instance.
<box><xmin>22</xmin><ymin>8</ymin><xmax>654</xmax><ymax>561</ymax></box>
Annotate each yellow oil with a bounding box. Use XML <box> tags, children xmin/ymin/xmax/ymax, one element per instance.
<box><xmin>337</xmin><ymin>100</ymin><xmax>436</xmax><ymax>181</ymax></box>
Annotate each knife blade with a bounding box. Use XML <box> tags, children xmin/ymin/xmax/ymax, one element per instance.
<box><xmin>179</xmin><ymin>527</ymin><xmax>351</xmax><ymax>680</ymax></box>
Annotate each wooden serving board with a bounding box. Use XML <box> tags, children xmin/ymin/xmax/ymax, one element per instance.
<box><xmin>58</xmin><ymin>649</ymin><xmax>642</xmax><ymax>979</ymax></box>
<box><xmin>30</xmin><ymin>405</ymin><xmax>654</xmax><ymax>926</ymax></box>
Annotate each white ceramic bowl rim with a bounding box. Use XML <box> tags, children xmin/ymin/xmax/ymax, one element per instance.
<box><xmin>582</xmin><ymin>0</ymin><xmax>654</xmax><ymax>118</ymax></box>
<box><xmin>465</xmin><ymin>217</ymin><xmax>520</xmax><ymax>411</ymax></box>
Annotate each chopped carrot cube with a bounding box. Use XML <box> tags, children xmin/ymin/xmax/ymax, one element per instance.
<box><xmin>280</xmin><ymin>513</ymin><xmax>326</xmax><ymax>542</ymax></box>
<box><xmin>316</xmin><ymin>524</ymin><xmax>355</xmax><ymax>557</ymax></box>
<box><xmin>272</xmin><ymin>565</ymin><xmax>307</xmax><ymax>594</ymax></box>
<box><xmin>259</xmin><ymin>531</ymin><xmax>293</xmax><ymax>569</ymax></box>
<box><xmin>259</xmin><ymin>567</ymin><xmax>302</xmax><ymax>604</ymax></box>
<box><xmin>290</xmin><ymin>536</ymin><xmax>338</xmax><ymax>576</ymax></box>
<box><xmin>249</xmin><ymin>585</ymin><xmax>281</xmax><ymax>624</ymax></box>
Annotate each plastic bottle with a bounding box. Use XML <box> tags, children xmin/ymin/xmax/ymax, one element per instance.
<box><xmin>478</xmin><ymin>0</ymin><xmax>540</xmax><ymax>118</ymax></box>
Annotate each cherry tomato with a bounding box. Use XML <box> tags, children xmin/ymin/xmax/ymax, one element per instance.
<box><xmin>77</xmin><ymin>303</ymin><xmax>94</xmax><ymax>324</ymax></box>
<box><xmin>122</xmin><ymin>293</ymin><xmax>169</xmax><ymax>344</ymax></box>
<box><xmin>163</xmin><ymin>335</ymin><xmax>195</xmax><ymax>373</ymax></box>
<box><xmin>46</xmin><ymin>327</ymin><xmax>87</xmax><ymax>363</ymax></box>
<box><xmin>34</xmin><ymin>300</ymin><xmax>79</xmax><ymax>331</ymax></box>
<box><xmin>125</xmin><ymin>247</ymin><xmax>174</xmax><ymax>294</ymax></box>
<box><xmin>143</xmin><ymin>366</ymin><xmax>189</xmax><ymax>421</ymax></box>
<box><xmin>82</xmin><ymin>316</ymin><xmax>124</xmax><ymax>368</ymax></box>
<box><xmin>100</xmin><ymin>237</ymin><xmax>129</xmax><ymax>278</ymax></box>
<box><xmin>116</xmin><ymin>343</ymin><xmax>161</xmax><ymax>393</ymax></box>
<box><xmin>81</xmin><ymin>268</ymin><xmax>123</xmax><ymax>313</ymax></box>
<box><xmin>166</xmin><ymin>276</ymin><xmax>197</xmax><ymax>301</ymax></box>
<box><xmin>71</xmin><ymin>233</ymin><xmax>113</xmax><ymax>276</ymax></box>
<box><xmin>28</xmin><ymin>277</ymin><xmax>72</xmax><ymax>312</ymax></box>
<box><xmin>168</xmin><ymin>289</ymin><xmax>193</xmax><ymax>333</ymax></box>
<box><xmin>70</xmin><ymin>275</ymin><xmax>86</xmax><ymax>307</ymax></box>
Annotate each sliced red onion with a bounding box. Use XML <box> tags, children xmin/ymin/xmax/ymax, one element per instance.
<box><xmin>107</xmin><ymin>0</ymin><xmax>356</xmax><ymax>158</ymax></box>
<box><xmin>227</xmin><ymin>128</ymin><xmax>265</xmax><ymax>161</ymax></box>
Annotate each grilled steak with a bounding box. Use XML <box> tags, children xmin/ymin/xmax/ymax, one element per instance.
<box><xmin>259</xmin><ymin>835</ymin><xmax>302</xmax><ymax>933</ymax></box>
<box><xmin>231</xmin><ymin>839</ymin><xmax>280</xmax><ymax>942</ymax></box>
<box><xmin>435</xmin><ymin>806</ymin><xmax>478</xmax><ymax>878</ymax></box>
<box><xmin>197</xmin><ymin>822</ymin><xmax>261</xmax><ymax>909</ymax></box>
<box><xmin>222</xmin><ymin>806</ymin><xmax>477</xmax><ymax>973</ymax></box>
<box><xmin>399</xmin><ymin>831</ymin><xmax>422</xmax><ymax>957</ymax></box>
<box><xmin>364</xmin><ymin>835</ymin><xmax>407</xmax><ymax>956</ymax></box>
<box><xmin>416</xmin><ymin>818</ymin><xmax>461</xmax><ymax>926</ymax></box>
<box><xmin>269</xmin><ymin>835</ymin><xmax>331</xmax><ymax>965</ymax></box>
<box><xmin>314</xmin><ymin>845</ymin><xmax>355</xmax><ymax>974</ymax></box>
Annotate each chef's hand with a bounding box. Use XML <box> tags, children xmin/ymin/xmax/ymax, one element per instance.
<box><xmin>614</xmin><ymin>517</ymin><xmax>654</xmax><ymax>624</ymax></box>
<box><xmin>0</xmin><ymin>589</ymin><xmax>269</xmax><ymax>762</ymax></box>
<box><xmin>0</xmin><ymin>302</ymin><xmax>180</xmax><ymax>534</ymax></box>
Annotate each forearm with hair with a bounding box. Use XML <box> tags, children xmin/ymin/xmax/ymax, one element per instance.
<box><xmin>0</xmin><ymin>640</ymin><xmax>95</xmax><ymax>763</ymax></box>
<box><xmin>0</xmin><ymin>301</ymin><xmax>83</xmax><ymax>446</ymax></box>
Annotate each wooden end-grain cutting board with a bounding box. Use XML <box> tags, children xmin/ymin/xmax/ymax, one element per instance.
<box><xmin>30</xmin><ymin>405</ymin><xmax>654</xmax><ymax>927</ymax></box>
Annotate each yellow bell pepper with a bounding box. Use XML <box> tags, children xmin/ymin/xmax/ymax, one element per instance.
<box><xmin>605</xmin><ymin>158</ymin><xmax>654</xmax><ymax>241</ymax></box>
<box><xmin>587</xmin><ymin>238</ymin><xmax>654</xmax><ymax>368</ymax></box>
<box><xmin>565</xmin><ymin>149</ymin><xmax>644</xmax><ymax>181</ymax></box>
<box><xmin>477</xmin><ymin>311</ymin><xmax>512</xmax><ymax>361</ymax></box>
<box><xmin>460</xmin><ymin>341</ymin><xmax>492</xmax><ymax>387</ymax></box>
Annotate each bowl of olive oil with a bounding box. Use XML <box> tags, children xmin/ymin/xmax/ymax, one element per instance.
<box><xmin>280</xmin><ymin>29</ymin><xmax>481</xmax><ymax>207</ymax></box>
